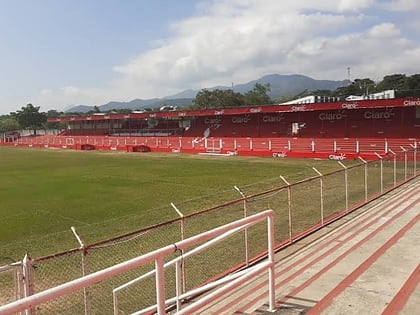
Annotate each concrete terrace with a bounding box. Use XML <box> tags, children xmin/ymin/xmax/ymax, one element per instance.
<box><xmin>199</xmin><ymin>176</ymin><xmax>420</xmax><ymax>314</ymax></box>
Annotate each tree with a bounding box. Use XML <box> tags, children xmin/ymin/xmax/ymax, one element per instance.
<box><xmin>243</xmin><ymin>83</ymin><xmax>272</xmax><ymax>105</ymax></box>
<box><xmin>0</xmin><ymin>116</ymin><xmax>20</xmax><ymax>132</ymax></box>
<box><xmin>193</xmin><ymin>89</ymin><xmax>244</xmax><ymax>109</ymax></box>
<box><xmin>402</xmin><ymin>74</ymin><xmax>420</xmax><ymax>97</ymax></box>
<box><xmin>335</xmin><ymin>78</ymin><xmax>375</xmax><ymax>98</ymax></box>
<box><xmin>11</xmin><ymin>103</ymin><xmax>47</xmax><ymax>135</ymax></box>
<box><xmin>376</xmin><ymin>74</ymin><xmax>406</xmax><ymax>92</ymax></box>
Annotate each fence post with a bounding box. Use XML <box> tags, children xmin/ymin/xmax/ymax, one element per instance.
<box><xmin>374</xmin><ymin>153</ymin><xmax>384</xmax><ymax>193</ymax></box>
<box><xmin>388</xmin><ymin>149</ymin><xmax>397</xmax><ymax>186</ymax></box>
<box><xmin>410</xmin><ymin>144</ymin><xmax>417</xmax><ymax>176</ymax></box>
<box><xmin>400</xmin><ymin>146</ymin><xmax>408</xmax><ymax>180</ymax></box>
<box><xmin>170</xmin><ymin>203</ymin><xmax>186</xmax><ymax>294</ymax></box>
<box><xmin>234</xmin><ymin>186</ymin><xmax>249</xmax><ymax>266</ymax></box>
<box><xmin>338</xmin><ymin>161</ymin><xmax>348</xmax><ymax>211</ymax></box>
<box><xmin>280</xmin><ymin>176</ymin><xmax>292</xmax><ymax>243</ymax></box>
<box><xmin>22</xmin><ymin>254</ymin><xmax>35</xmax><ymax>315</ymax></box>
<box><xmin>312</xmin><ymin>167</ymin><xmax>324</xmax><ymax>225</ymax></box>
<box><xmin>71</xmin><ymin>227</ymin><xmax>90</xmax><ymax>315</ymax></box>
<box><xmin>358</xmin><ymin>156</ymin><xmax>368</xmax><ymax>201</ymax></box>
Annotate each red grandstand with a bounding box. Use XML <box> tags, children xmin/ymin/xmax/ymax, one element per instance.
<box><xmin>3</xmin><ymin>96</ymin><xmax>420</xmax><ymax>160</ymax></box>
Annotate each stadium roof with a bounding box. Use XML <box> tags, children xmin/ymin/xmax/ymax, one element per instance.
<box><xmin>48</xmin><ymin>97</ymin><xmax>420</xmax><ymax>122</ymax></box>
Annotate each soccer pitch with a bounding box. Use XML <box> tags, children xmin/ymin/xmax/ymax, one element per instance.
<box><xmin>0</xmin><ymin>146</ymin><xmax>345</xmax><ymax>261</ymax></box>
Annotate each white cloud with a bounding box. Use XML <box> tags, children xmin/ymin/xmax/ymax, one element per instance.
<box><xmin>337</xmin><ymin>0</ymin><xmax>375</xmax><ymax>11</ymax></box>
<box><xmin>367</xmin><ymin>23</ymin><xmax>400</xmax><ymax>38</ymax></box>
<box><xmin>382</xmin><ymin>0</ymin><xmax>420</xmax><ymax>12</ymax></box>
<box><xmin>28</xmin><ymin>0</ymin><xmax>420</xmax><ymax>111</ymax></box>
<box><xmin>113</xmin><ymin>2</ymin><xmax>361</xmax><ymax>92</ymax></box>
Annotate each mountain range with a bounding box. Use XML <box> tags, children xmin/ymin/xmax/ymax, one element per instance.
<box><xmin>65</xmin><ymin>74</ymin><xmax>349</xmax><ymax>113</ymax></box>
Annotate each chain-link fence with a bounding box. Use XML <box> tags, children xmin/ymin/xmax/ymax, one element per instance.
<box><xmin>1</xmin><ymin>148</ymin><xmax>419</xmax><ymax>314</ymax></box>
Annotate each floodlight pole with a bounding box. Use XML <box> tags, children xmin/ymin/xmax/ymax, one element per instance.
<box><xmin>337</xmin><ymin>161</ymin><xmax>349</xmax><ymax>211</ymax></box>
<box><xmin>234</xmin><ymin>185</ymin><xmax>249</xmax><ymax>266</ymax></box>
<box><xmin>312</xmin><ymin>167</ymin><xmax>324</xmax><ymax>225</ymax></box>
<box><xmin>71</xmin><ymin>226</ymin><xmax>90</xmax><ymax>315</ymax></box>
<box><xmin>170</xmin><ymin>202</ymin><xmax>186</xmax><ymax>295</ymax></box>
<box><xmin>358</xmin><ymin>156</ymin><xmax>368</xmax><ymax>201</ymax></box>
<box><xmin>280</xmin><ymin>175</ymin><xmax>293</xmax><ymax>243</ymax></box>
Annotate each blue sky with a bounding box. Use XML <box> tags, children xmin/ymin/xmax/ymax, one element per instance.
<box><xmin>0</xmin><ymin>0</ymin><xmax>419</xmax><ymax>114</ymax></box>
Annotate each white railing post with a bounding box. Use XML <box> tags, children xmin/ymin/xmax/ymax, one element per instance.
<box><xmin>155</xmin><ymin>256</ymin><xmax>166</xmax><ymax>315</ymax></box>
<box><xmin>375</xmin><ymin>153</ymin><xmax>384</xmax><ymax>193</ymax></box>
<box><xmin>389</xmin><ymin>149</ymin><xmax>397</xmax><ymax>186</ymax></box>
<box><xmin>410</xmin><ymin>143</ymin><xmax>417</xmax><ymax>176</ymax></box>
<box><xmin>234</xmin><ymin>186</ymin><xmax>249</xmax><ymax>266</ymax></box>
<box><xmin>358</xmin><ymin>156</ymin><xmax>368</xmax><ymax>201</ymax></box>
<box><xmin>267</xmin><ymin>213</ymin><xmax>275</xmax><ymax>312</ymax></box>
<box><xmin>280</xmin><ymin>176</ymin><xmax>292</xmax><ymax>243</ymax></box>
<box><xmin>338</xmin><ymin>161</ymin><xmax>348</xmax><ymax>211</ymax></box>
<box><xmin>288</xmin><ymin>140</ymin><xmax>291</xmax><ymax>151</ymax></box>
<box><xmin>400</xmin><ymin>146</ymin><xmax>408</xmax><ymax>180</ymax></box>
<box><xmin>175</xmin><ymin>260</ymin><xmax>183</xmax><ymax>312</ymax></box>
<box><xmin>312</xmin><ymin>167</ymin><xmax>324</xmax><ymax>225</ymax></box>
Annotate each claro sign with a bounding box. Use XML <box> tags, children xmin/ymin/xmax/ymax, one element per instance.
<box><xmin>319</xmin><ymin>111</ymin><xmax>345</xmax><ymax>121</ymax></box>
<box><xmin>404</xmin><ymin>99</ymin><xmax>420</xmax><ymax>106</ymax></box>
<box><xmin>364</xmin><ymin>110</ymin><xmax>394</xmax><ymax>119</ymax></box>
<box><xmin>341</xmin><ymin>102</ymin><xmax>358</xmax><ymax>109</ymax></box>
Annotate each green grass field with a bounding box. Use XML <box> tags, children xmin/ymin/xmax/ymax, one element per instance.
<box><xmin>0</xmin><ymin>146</ymin><xmax>349</xmax><ymax>261</ymax></box>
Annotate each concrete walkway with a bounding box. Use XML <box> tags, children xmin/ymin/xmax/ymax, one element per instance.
<box><xmin>199</xmin><ymin>176</ymin><xmax>420</xmax><ymax>314</ymax></box>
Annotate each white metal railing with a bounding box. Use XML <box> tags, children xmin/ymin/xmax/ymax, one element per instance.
<box><xmin>0</xmin><ymin>210</ymin><xmax>275</xmax><ymax>315</ymax></box>
<box><xmin>6</xmin><ymin>135</ymin><xmax>419</xmax><ymax>156</ymax></box>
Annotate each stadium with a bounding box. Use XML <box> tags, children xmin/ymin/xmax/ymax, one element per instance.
<box><xmin>4</xmin><ymin>91</ymin><xmax>420</xmax><ymax>160</ymax></box>
<box><xmin>0</xmin><ymin>91</ymin><xmax>420</xmax><ymax>314</ymax></box>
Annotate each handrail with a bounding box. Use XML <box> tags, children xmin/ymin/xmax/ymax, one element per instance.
<box><xmin>0</xmin><ymin>210</ymin><xmax>275</xmax><ymax>315</ymax></box>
